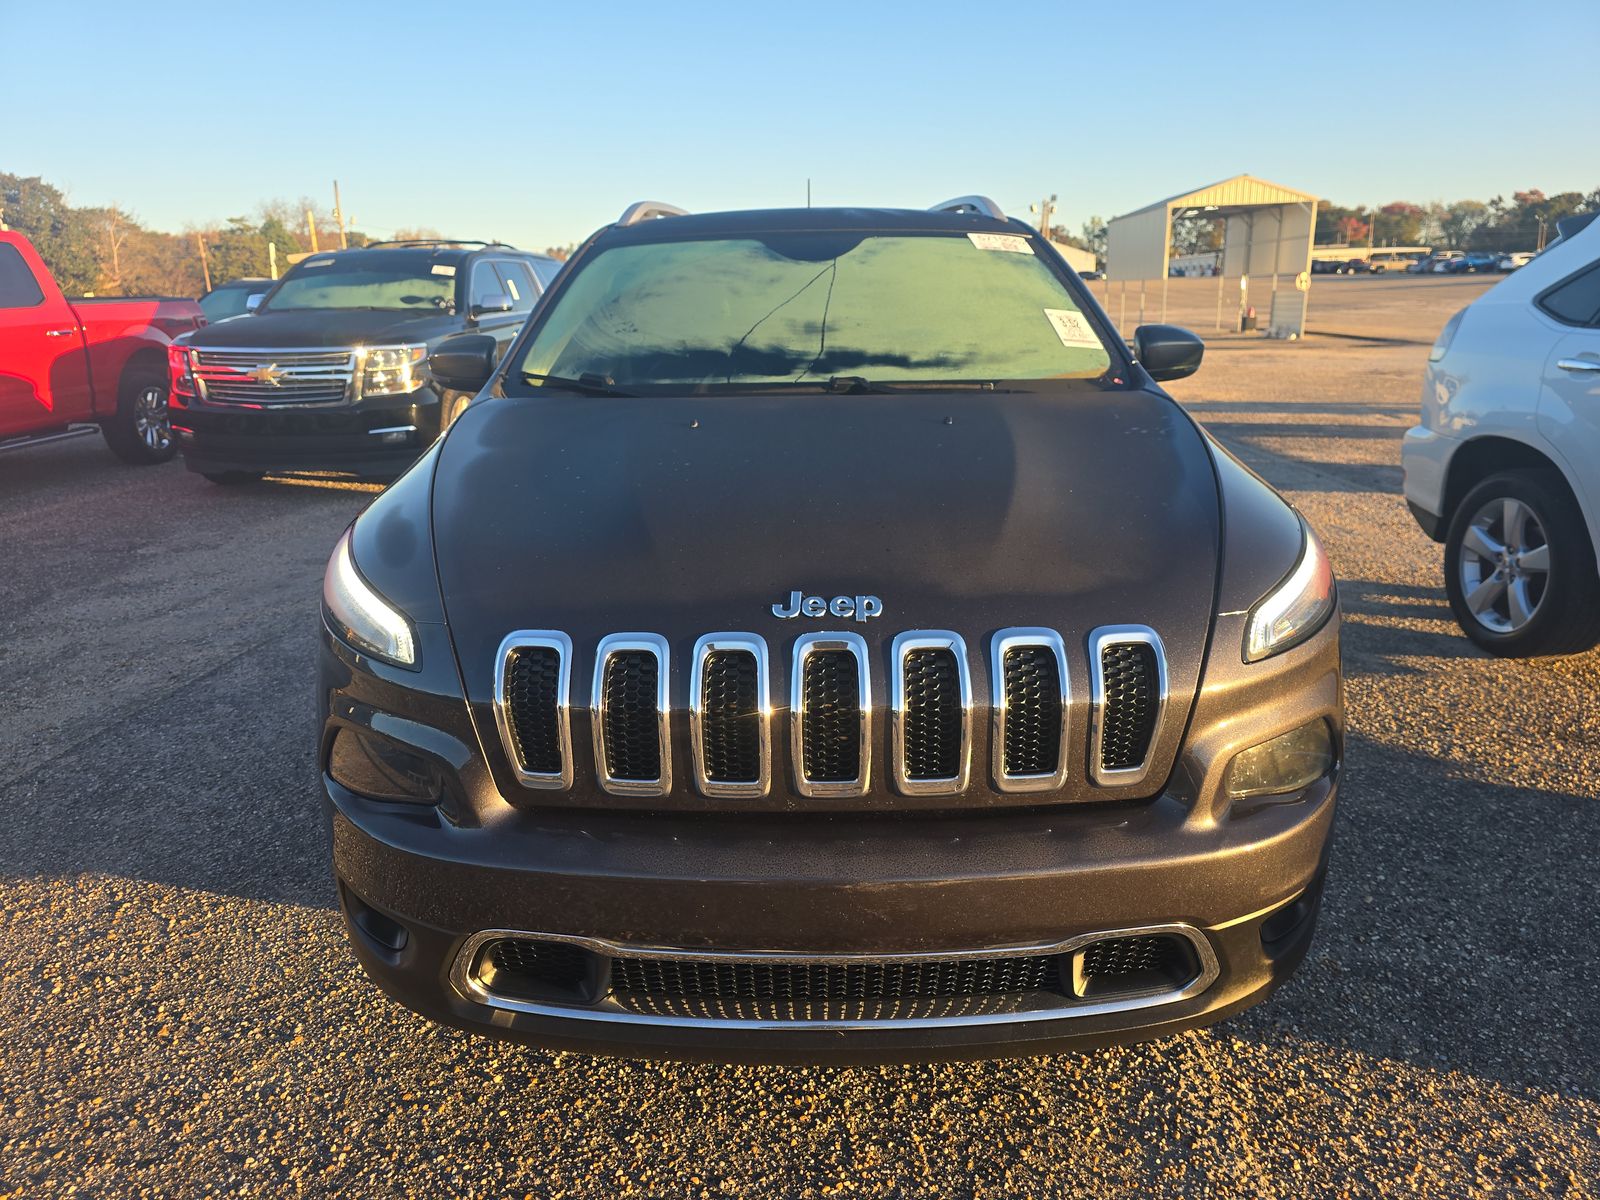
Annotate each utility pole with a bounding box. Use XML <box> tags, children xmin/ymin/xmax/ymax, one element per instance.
<box><xmin>333</xmin><ymin>180</ymin><xmax>348</xmax><ymax>249</ymax></box>
<box><xmin>195</xmin><ymin>234</ymin><xmax>212</xmax><ymax>292</ymax></box>
<box><xmin>1031</xmin><ymin>193</ymin><xmax>1057</xmax><ymax>239</ymax></box>
<box><xmin>306</xmin><ymin>208</ymin><xmax>320</xmax><ymax>253</ymax></box>
<box><xmin>268</xmin><ymin>242</ymin><xmax>278</xmax><ymax>280</ymax></box>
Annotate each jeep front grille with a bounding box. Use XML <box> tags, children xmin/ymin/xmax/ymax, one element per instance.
<box><xmin>192</xmin><ymin>348</ymin><xmax>356</xmax><ymax>406</ymax></box>
<box><xmin>690</xmin><ymin>634</ymin><xmax>770</xmax><ymax>797</ymax></box>
<box><xmin>890</xmin><ymin>632</ymin><xmax>970</xmax><ymax>795</ymax></box>
<box><xmin>990</xmin><ymin>629</ymin><xmax>1069</xmax><ymax>792</ymax></box>
<box><xmin>493</xmin><ymin>632</ymin><xmax>572</xmax><ymax>789</ymax></box>
<box><xmin>591</xmin><ymin>634</ymin><xmax>671</xmax><ymax>796</ymax></box>
<box><xmin>791</xmin><ymin>633</ymin><xmax>871</xmax><ymax>796</ymax></box>
<box><xmin>1090</xmin><ymin>626</ymin><xmax>1167</xmax><ymax>786</ymax></box>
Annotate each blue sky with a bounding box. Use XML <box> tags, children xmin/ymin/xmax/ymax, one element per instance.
<box><xmin>9</xmin><ymin>0</ymin><xmax>1598</xmax><ymax>248</ymax></box>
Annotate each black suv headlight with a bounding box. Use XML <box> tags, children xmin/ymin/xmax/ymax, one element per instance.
<box><xmin>1244</xmin><ymin>519</ymin><xmax>1335</xmax><ymax>662</ymax></box>
<box><xmin>322</xmin><ymin>529</ymin><xmax>418</xmax><ymax>667</ymax></box>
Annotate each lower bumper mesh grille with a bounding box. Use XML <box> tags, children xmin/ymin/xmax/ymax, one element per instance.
<box><xmin>610</xmin><ymin>953</ymin><xmax>1061</xmax><ymax>1002</ymax></box>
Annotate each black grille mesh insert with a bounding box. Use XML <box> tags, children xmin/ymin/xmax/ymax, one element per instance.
<box><xmin>1079</xmin><ymin>935</ymin><xmax>1187</xmax><ymax>985</ymax></box>
<box><xmin>801</xmin><ymin>650</ymin><xmax>861</xmax><ymax>783</ymax></box>
<box><xmin>701</xmin><ymin>650</ymin><xmax>761</xmax><ymax>783</ymax></box>
<box><xmin>1002</xmin><ymin>646</ymin><xmax>1062</xmax><ymax>776</ymax></box>
<box><xmin>610</xmin><ymin>954</ymin><xmax>1063</xmax><ymax>1003</ymax></box>
<box><xmin>484</xmin><ymin>938</ymin><xmax>590</xmax><ymax>996</ymax></box>
<box><xmin>902</xmin><ymin>648</ymin><xmax>963</xmax><ymax>780</ymax></box>
<box><xmin>1099</xmin><ymin>641</ymin><xmax>1159</xmax><ymax>772</ymax></box>
<box><xmin>601</xmin><ymin>651</ymin><xmax>661</xmax><ymax>781</ymax></box>
<box><xmin>504</xmin><ymin>646</ymin><xmax>563</xmax><ymax>776</ymax></box>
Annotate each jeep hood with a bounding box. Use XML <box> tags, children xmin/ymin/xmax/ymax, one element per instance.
<box><xmin>432</xmin><ymin>387</ymin><xmax>1221</xmax><ymax>715</ymax></box>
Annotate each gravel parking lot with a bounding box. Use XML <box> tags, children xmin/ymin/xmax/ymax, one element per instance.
<box><xmin>2</xmin><ymin>276</ymin><xmax>1597</xmax><ymax>1198</ymax></box>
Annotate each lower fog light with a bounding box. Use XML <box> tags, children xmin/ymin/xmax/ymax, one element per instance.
<box><xmin>1225</xmin><ymin>719</ymin><xmax>1334</xmax><ymax>800</ymax></box>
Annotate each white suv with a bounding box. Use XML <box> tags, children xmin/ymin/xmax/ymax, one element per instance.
<box><xmin>1402</xmin><ymin>213</ymin><xmax>1600</xmax><ymax>656</ymax></box>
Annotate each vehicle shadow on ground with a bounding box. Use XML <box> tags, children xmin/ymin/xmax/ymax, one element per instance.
<box><xmin>1224</xmin><ymin>730</ymin><xmax>1600</xmax><ymax>1100</ymax></box>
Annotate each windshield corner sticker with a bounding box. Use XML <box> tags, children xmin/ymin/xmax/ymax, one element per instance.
<box><xmin>1044</xmin><ymin>308</ymin><xmax>1101</xmax><ymax>349</ymax></box>
<box><xmin>967</xmin><ymin>232</ymin><xmax>1034</xmax><ymax>255</ymax></box>
<box><xmin>303</xmin><ymin>258</ymin><xmax>333</xmax><ymax>268</ymax></box>
<box><xmin>430</xmin><ymin>264</ymin><xmax>457</xmax><ymax>276</ymax></box>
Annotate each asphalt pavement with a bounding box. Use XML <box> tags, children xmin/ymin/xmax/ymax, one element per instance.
<box><xmin>2</xmin><ymin>328</ymin><xmax>1597</xmax><ymax>1197</ymax></box>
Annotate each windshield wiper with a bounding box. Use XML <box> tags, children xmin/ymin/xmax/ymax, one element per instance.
<box><xmin>521</xmin><ymin>371</ymin><xmax>635</xmax><ymax>397</ymax></box>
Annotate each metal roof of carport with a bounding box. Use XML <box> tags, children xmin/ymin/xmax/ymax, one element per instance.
<box><xmin>1105</xmin><ymin>174</ymin><xmax>1320</xmax><ymax>336</ymax></box>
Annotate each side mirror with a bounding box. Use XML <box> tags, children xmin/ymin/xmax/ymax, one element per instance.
<box><xmin>245</xmin><ymin>294</ymin><xmax>266</xmax><ymax>313</ymax></box>
<box><xmin>1133</xmin><ymin>324</ymin><xmax>1204</xmax><ymax>382</ymax></box>
<box><xmin>428</xmin><ymin>333</ymin><xmax>499</xmax><ymax>394</ymax></box>
<box><xmin>470</xmin><ymin>293</ymin><xmax>514</xmax><ymax>320</ymax></box>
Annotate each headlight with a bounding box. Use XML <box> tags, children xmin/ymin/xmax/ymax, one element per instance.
<box><xmin>322</xmin><ymin>529</ymin><xmax>417</xmax><ymax>667</ymax></box>
<box><xmin>1244</xmin><ymin>519</ymin><xmax>1335</xmax><ymax>662</ymax></box>
<box><xmin>361</xmin><ymin>344</ymin><xmax>427</xmax><ymax>396</ymax></box>
<box><xmin>1225</xmin><ymin>719</ymin><xmax>1334</xmax><ymax>799</ymax></box>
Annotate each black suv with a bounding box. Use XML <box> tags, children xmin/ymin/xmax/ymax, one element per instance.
<box><xmin>319</xmin><ymin>198</ymin><xmax>1342</xmax><ymax>1061</ymax></box>
<box><xmin>170</xmin><ymin>241</ymin><xmax>561</xmax><ymax>482</ymax></box>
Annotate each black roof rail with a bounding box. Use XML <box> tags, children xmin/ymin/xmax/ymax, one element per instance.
<box><xmin>361</xmin><ymin>239</ymin><xmax>519</xmax><ymax>251</ymax></box>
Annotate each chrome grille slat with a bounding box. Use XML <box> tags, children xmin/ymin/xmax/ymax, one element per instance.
<box><xmin>690</xmin><ymin>634</ymin><xmax>771</xmax><ymax>798</ymax></box>
<box><xmin>493</xmin><ymin>631</ymin><xmax>573</xmax><ymax>790</ymax></box>
<box><xmin>1089</xmin><ymin>626</ymin><xmax>1168</xmax><ymax>787</ymax></box>
<box><xmin>989</xmin><ymin>629</ymin><xmax>1069</xmax><ymax>793</ymax></box>
<box><xmin>591</xmin><ymin>634</ymin><xmax>672</xmax><ymax>797</ymax></box>
<box><xmin>890</xmin><ymin>631</ymin><xmax>971</xmax><ymax>796</ymax></box>
<box><xmin>790</xmin><ymin>632</ymin><xmax>871</xmax><ymax>798</ymax></box>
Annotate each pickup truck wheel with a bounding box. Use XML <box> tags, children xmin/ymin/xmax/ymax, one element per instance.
<box><xmin>1442</xmin><ymin>471</ymin><xmax>1600</xmax><ymax>657</ymax></box>
<box><xmin>102</xmin><ymin>366</ymin><xmax>176</xmax><ymax>465</ymax></box>
<box><xmin>201</xmin><ymin>471</ymin><xmax>264</xmax><ymax>486</ymax></box>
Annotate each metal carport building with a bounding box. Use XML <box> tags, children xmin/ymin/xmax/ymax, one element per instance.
<box><xmin>1105</xmin><ymin>175</ymin><xmax>1319</xmax><ymax>337</ymax></box>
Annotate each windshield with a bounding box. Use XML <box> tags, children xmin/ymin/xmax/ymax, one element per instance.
<box><xmin>198</xmin><ymin>285</ymin><xmax>260</xmax><ymax>322</ymax></box>
<box><xmin>263</xmin><ymin>257</ymin><xmax>458</xmax><ymax>313</ymax></box>
<box><xmin>509</xmin><ymin>232</ymin><xmax>1114</xmax><ymax>392</ymax></box>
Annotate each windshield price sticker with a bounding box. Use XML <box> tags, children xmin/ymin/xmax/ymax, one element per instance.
<box><xmin>1044</xmin><ymin>308</ymin><xmax>1102</xmax><ymax>349</ymax></box>
<box><xmin>303</xmin><ymin>258</ymin><xmax>334</xmax><ymax>269</ymax></box>
<box><xmin>431</xmin><ymin>264</ymin><xmax>457</xmax><ymax>276</ymax></box>
<box><xmin>968</xmin><ymin>233</ymin><xmax>1034</xmax><ymax>255</ymax></box>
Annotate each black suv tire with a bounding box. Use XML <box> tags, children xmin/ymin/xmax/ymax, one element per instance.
<box><xmin>101</xmin><ymin>365</ymin><xmax>176</xmax><ymax>465</ymax></box>
<box><xmin>1443</xmin><ymin>470</ymin><xmax>1600</xmax><ymax>657</ymax></box>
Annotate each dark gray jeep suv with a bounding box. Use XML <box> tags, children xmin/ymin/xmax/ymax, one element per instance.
<box><xmin>318</xmin><ymin>197</ymin><xmax>1342</xmax><ymax>1062</ymax></box>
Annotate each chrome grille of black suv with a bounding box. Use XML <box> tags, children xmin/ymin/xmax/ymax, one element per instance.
<box><xmin>601</xmin><ymin>651</ymin><xmax>661</xmax><ymax>781</ymax></box>
<box><xmin>1002</xmin><ymin>646</ymin><xmax>1062</xmax><ymax>776</ymax></box>
<box><xmin>1098</xmin><ymin>642</ymin><xmax>1160</xmax><ymax>773</ymax></box>
<box><xmin>504</xmin><ymin>647</ymin><xmax>563</xmax><ymax>776</ymax></box>
<box><xmin>800</xmin><ymin>650</ymin><xmax>861</xmax><ymax>783</ymax></box>
<box><xmin>902</xmin><ymin>647</ymin><xmax>962</xmax><ymax>780</ymax></box>
<box><xmin>700</xmin><ymin>649</ymin><xmax>760</xmax><ymax>784</ymax></box>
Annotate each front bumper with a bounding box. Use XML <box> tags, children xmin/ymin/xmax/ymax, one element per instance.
<box><xmin>171</xmin><ymin>390</ymin><xmax>442</xmax><ymax>479</ymax></box>
<box><xmin>327</xmin><ymin>770</ymin><xmax>1335</xmax><ymax>1062</ymax></box>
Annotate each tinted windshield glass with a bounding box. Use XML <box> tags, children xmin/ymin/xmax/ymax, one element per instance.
<box><xmin>198</xmin><ymin>284</ymin><xmax>262</xmax><ymax>321</ymax></box>
<box><xmin>511</xmin><ymin>232</ymin><xmax>1112</xmax><ymax>391</ymax></box>
<box><xmin>264</xmin><ymin>256</ymin><xmax>457</xmax><ymax>312</ymax></box>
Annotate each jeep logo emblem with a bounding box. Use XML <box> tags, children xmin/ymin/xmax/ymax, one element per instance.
<box><xmin>771</xmin><ymin>590</ymin><xmax>883</xmax><ymax>622</ymax></box>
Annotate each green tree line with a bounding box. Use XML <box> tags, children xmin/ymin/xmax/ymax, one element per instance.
<box><xmin>0</xmin><ymin>172</ymin><xmax>366</xmax><ymax>296</ymax></box>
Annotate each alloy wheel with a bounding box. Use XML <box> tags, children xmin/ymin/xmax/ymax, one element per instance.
<box><xmin>134</xmin><ymin>385</ymin><xmax>171</xmax><ymax>453</ymax></box>
<box><xmin>1457</xmin><ymin>496</ymin><xmax>1551</xmax><ymax>634</ymax></box>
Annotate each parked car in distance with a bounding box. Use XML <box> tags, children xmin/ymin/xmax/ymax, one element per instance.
<box><xmin>0</xmin><ymin>230</ymin><xmax>205</xmax><ymax>462</ymax></box>
<box><xmin>1410</xmin><ymin>251</ymin><xmax>1464</xmax><ymax>274</ymax></box>
<box><xmin>197</xmin><ymin>277</ymin><xmax>274</xmax><ymax>323</ymax></box>
<box><xmin>170</xmin><ymin>240</ymin><xmax>562</xmax><ymax>484</ymax></box>
<box><xmin>1079</xmin><ymin>269</ymin><xmax>1104</xmax><ymax>281</ymax></box>
<box><xmin>319</xmin><ymin>196</ymin><xmax>1343</xmax><ymax>1062</ymax></box>
<box><xmin>1497</xmin><ymin>252</ymin><xmax>1535</xmax><ymax>272</ymax></box>
<box><xmin>1402</xmin><ymin>215</ymin><xmax>1600</xmax><ymax>656</ymax></box>
<box><xmin>1444</xmin><ymin>252</ymin><xmax>1499</xmax><ymax>275</ymax></box>
<box><xmin>1366</xmin><ymin>250</ymin><xmax>1426</xmax><ymax>274</ymax></box>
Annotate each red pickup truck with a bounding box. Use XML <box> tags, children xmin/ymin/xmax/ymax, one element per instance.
<box><xmin>0</xmin><ymin>230</ymin><xmax>205</xmax><ymax>463</ymax></box>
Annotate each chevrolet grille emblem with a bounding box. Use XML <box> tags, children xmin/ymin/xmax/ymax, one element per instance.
<box><xmin>247</xmin><ymin>363</ymin><xmax>286</xmax><ymax>387</ymax></box>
